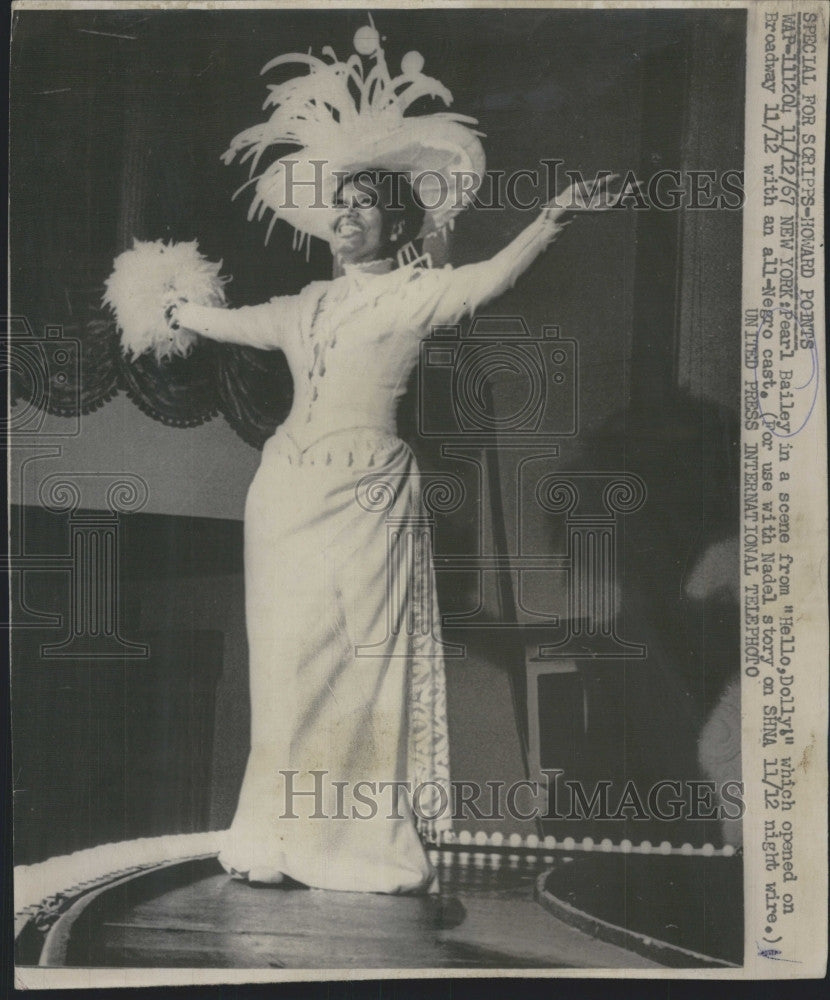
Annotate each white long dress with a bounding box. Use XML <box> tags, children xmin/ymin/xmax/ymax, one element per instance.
<box><xmin>177</xmin><ymin>213</ymin><xmax>559</xmax><ymax>893</ymax></box>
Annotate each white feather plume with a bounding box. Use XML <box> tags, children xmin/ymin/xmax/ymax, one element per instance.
<box><xmin>222</xmin><ymin>25</ymin><xmax>486</xmax><ymax>246</ymax></box>
<box><xmin>103</xmin><ymin>239</ymin><xmax>229</xmax><ymax>362</ymax></box>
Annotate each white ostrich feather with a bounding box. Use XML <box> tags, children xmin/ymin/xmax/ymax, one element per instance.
<box><xmin>103</xmin><ymin>239</ymin><xmax>229</xmax><ymax>362</ymax></box>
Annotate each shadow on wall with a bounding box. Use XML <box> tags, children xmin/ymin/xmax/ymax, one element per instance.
<box><xmin>579</xmin><ymin>390</ymin><xmax>741</xmax><ymax>720</ymax></box>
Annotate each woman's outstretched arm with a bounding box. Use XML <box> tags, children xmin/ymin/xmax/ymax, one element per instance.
<box><xmin>440</xmin><ymin>209</ymin><xmax>571</xmax><ymax>318</ymax></box>
<box><xmin>406</xmin><ymin>174</ymin><xmax>626</xmax><ymax>330</ymax></box>
<box><xmin>166</xmin><ymin>296</ymin><xmax>298</xmax><ymax>350</ymax></box>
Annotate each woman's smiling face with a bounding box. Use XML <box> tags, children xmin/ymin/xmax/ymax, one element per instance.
<box><xmin>330</xmin><ymin>180</ymin><xmax>385</xmax><ymax>265</ymax></box>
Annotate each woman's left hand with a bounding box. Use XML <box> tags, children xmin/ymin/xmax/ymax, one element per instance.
<box><xmin>541</xmin><ymin>173</ymin><xmax>638</xmax><ymax>224</ymax></box>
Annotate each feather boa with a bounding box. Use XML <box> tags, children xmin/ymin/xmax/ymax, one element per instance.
<box><xmin>103</xmin><ymin>239</ymin><xmax>229</xmax><ymax>362</ymax></box>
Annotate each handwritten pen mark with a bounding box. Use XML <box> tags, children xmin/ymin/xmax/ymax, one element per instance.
<box><xmin>756</xmin><ymin>943</ymin><xmax>802</xmax><ymax>963</ymax></box>
<box><xmin>753</xmin><ymin>303</ymin><xmax>820</xmax><ymax>438</ymax></box>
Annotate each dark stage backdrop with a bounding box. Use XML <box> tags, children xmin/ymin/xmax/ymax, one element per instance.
<box><xmin>11</xmin><ymin>7</ymin><xmax>744</xmax><ymax>515</ymax></box>
<box><xmin>10</xmin><ymin>8</ymin><xmax>745</xmax><ymax>855</ymax></box>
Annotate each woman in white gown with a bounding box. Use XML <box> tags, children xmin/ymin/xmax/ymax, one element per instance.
<box><xmin>159</xmin><ymin>28</ymin><xmax>623</xmax><ymax>894</ymax></box>
<box><xmin>166</xmin><ymin>171</ymin><xmax>619</xmax><ymax>893</ymax></box>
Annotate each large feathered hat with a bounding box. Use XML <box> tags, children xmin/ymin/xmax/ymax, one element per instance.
<box><xmin>222</xmin><ymin>19</ymin><xmax>486</xmax><ymax>250</ymax></box>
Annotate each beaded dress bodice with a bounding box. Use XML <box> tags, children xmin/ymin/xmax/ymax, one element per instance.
<box><xmin>280</xmin><ymin>258</ymin><xmax>419</xmax><ymax>455</ymax></box>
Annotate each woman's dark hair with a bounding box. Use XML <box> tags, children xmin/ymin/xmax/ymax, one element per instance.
<box><xmin>337</xmin><ymin>169</ymin><xmax>426</xmax><ymax>250</ymax></box>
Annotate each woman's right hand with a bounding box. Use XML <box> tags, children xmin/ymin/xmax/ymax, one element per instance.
<box><xmin>162</xmin><ymin>295</ymin><xmax>188</xmax><ymax>331</ymax></box>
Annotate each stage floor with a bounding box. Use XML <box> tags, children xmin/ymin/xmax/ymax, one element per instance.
<box><xmin>94</xmin><ymin>860</ymin><xmax>661</xmax><ymax>970</ymax></box>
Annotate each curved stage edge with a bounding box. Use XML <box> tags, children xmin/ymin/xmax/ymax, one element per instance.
<box><xmin>15</xmin><ymin>833</ymin><xmax>741</xmax><ymax>971</ymax></box>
